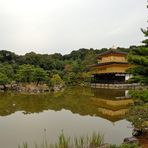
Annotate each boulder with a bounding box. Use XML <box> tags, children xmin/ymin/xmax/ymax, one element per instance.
<box><xmin>123</xmin><ymin>136</ymin><xmax>139</xmax><ymax>145</ymax></box>
<box><xmin>51</xmin><ymin>84</ymin><xmax>64</xmax><ymax>92</ymax></box>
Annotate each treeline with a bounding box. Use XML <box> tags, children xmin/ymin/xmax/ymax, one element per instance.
<box><xmin>0</xmin><ymin>47</ymin><xmax>132</xmax><ymax>87</ymax></box>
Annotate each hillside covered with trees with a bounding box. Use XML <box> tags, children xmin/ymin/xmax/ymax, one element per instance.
<box><xmin>0</xmin><ymin>47</ymin><xmax>131</xmax><ymax>90</ymax></box>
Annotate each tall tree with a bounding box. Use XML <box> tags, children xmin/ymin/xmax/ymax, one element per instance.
<box><xmin>141</xmin><ymin>18</ymin><xmax>148</xmax><ymax>46</ymax></box>
<box><xmin>50</xmin><ymin>74</ymin><xmax>64</xmax><ymax>87</ymax></box>
<box><xmin>33</xmin><ymin>67</ymin><xmax>48</xmax><ymax>85</ymax></box>
<box><xmin>0</xmin><ymin>72</ymin><xmax>10</xmax><ymax>90</ymax></box>
<box><xmin>0</xmin><ymin>64</ymin><xmax>15</xmax><ymax>80</ymax></box>
<box><xmin>127</xmin><ymin>3</ymin><xmax>148</xmax><ymax>105</ymax></box>
<box><xmin>128</xmin><ymin>5</ymin><xmax>148</xmax><ymax>84</ymax></box>
<box><xmin>16</xmin><ymin>64</ymin><xmax>35</xmax><ymax>83</ymax></box>
<box><xmin>128</xmin><ymin>46</ymin><xmax>148</xmax><ymax>84</ymax></box>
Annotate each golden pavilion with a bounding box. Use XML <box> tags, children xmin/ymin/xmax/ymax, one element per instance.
<box><xmin>90</xmin><ymin>47</ymin><xmax>132</xmax><ymax>84</ymax></box>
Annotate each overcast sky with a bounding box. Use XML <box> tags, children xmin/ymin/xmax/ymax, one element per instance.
<box><xmin>0</xmin><ymin>0</ymin><xmax>147</xmax><ymax>55</ymax></box>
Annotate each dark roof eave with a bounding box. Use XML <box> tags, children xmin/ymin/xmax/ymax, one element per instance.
<box><xmin>97</xmin><ymin>50</ymin><xmax>127</xmax><ymax>57</ymax></box>
<box><xmin>89</xmin><ymin>62</ymin><xmax>129</xmax><ymax>67</ymax></box>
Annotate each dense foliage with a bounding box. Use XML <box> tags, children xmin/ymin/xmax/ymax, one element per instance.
<box><xmin>127</xmin><ymin>3</ymin><xmax>148</xmax><ymax>133</ymax></box>
<box><xmin>0</xmin><ymin>47</ymin><xmax>130</xmax><ymax>87</ymax></box>
<box><xmin>129</xmin><ymin>90</ymin><xmax>148</xmax><ymax>103</ymax></box>
<box><xmin>128</xmin><ymin>46</ymin><xmax>148</xmax><ymax>84</ymax></box>
<box><xmin>128</xmin><ymin>15</ymin><xmax>148</xmax><ymax>84</ymax></box>
<box><xmin>127</xmin><ymin>104</ymin><xmax>148</xmax><ymax>129</ymax></box>
<box><xmin>127</xmin><ymin>4</ymin><xmax>148</xmax><ymax>102</ymax></box>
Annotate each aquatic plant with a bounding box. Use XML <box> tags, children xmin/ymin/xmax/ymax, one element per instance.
<box><xmin>18</xmin><ymin>132</ymin><xmax>139</xmax><ymax>148</ymax></box>
<box><xmin>18</xmin><ymin>132</ymin><xmax>104</xmax><ymax>148</ymax></box>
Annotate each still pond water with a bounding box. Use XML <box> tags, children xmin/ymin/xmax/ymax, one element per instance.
<box><xmin>0</xmin><ymin>87</ymin><xmax>134</xmax><ymax>148</ymax></box>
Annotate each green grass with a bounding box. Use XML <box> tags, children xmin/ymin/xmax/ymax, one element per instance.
<box><xmin>18</xmin><ymin>132</ymin><xmax>104</xmax><ymax>148</ymax></box>
<box><xmin>109</xmin><ymin>143</ymin><xmax>139</xmax><ymax>148</ymax></box>
<box><xmin>18</xmin><ymin>132</ymin><xmax>139</xmax><ymax>148</ymax></box>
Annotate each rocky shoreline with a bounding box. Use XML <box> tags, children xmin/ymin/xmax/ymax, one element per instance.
<box><xmin>0</xmin><ymin>83</ymin><xmax>64</xmax><ymax>93</ymax></box>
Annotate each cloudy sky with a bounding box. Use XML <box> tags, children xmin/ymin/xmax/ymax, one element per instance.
<box><xmin>0</xmin><ymin>0</ymin><xmax>147</xmax><ymax>55</ymax></box>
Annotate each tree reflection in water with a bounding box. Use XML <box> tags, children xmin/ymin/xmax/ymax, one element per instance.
<box><xmin>0</xmin><ymin>87</ymin><xmax>133</xmax><ymax>122</ymax></box>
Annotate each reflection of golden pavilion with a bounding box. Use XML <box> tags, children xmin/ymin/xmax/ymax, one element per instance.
<box><xmin>91</xmin><ymin>97</ymin><xmax>133</xmax><ymax>122</ymax></box>
<box><xmin>90</xmin><ymin>48</ymin><xmax>133</xmax><ymax>83</ymax></box>
<box><xmin>98</xmin><ymin>108</ymin><xmax>128</xmax><ymax>117</ymax></box>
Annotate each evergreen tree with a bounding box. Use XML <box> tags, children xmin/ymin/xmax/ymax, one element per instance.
<box><xmin>50</xmin><ymin>74</ymin><xmax>64</xmax><ymax>87</ymax></box>
<box><xmin>128</xmin><ymin>5</ymin><xmax>148</xmax><ymax>84</ymax></box>
<box><xmin>33</xmin><ymin>67</ymin><xmax>48</xmax><ymax>85</ymax></box>
<box><xmin>128</xmin><ymin>46</ymin><xmax>148</xmax><ymax>84</ymax></box>
<box><xmin>15</xmin><ymin>64</ymin><xmax>35</xmax><ymax>83</ymax></box>
<box><xmin>0</xmin><ymin>72</ymin><xmax>10</xmax><ymax>90</ymax></box>
<box><xmin>128</xmin><ymin>12</ymin><xmax>148</xmax><ymax>103</ymax></box>
<box><xmin>141</xmin><ymin>28</ymin><xmax>148</xmax><ymax>46</ymax></box>
<box><xmin>141</xmin><ymin>8</ymin><xmax>148</xmax><ymax>47</ymax></box>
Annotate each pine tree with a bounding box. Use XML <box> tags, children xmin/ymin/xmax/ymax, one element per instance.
<box><xmin>141</xmin><ymin>23</ymin><xmax>148</xmax><ymax>46</ymax></box>
<box><xmin>128</xmin><ymin>46</ymin><xmax>148</xmax><ymax>84</ymax></box>
<box><xmin>128</xmin><ymin>4</ymin><xmax>148</xmax><ymax>84</ymax></box>
<box><xmin>141</xmin><ymin>4</ymin><xmax>148</xmax><ymax>46</ymax></box>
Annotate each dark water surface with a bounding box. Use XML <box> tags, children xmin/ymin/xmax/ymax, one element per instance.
<box><xmin>0</xmin><ymin>87</ymin><xmax>133</xmax><ymax>148</ymax></box>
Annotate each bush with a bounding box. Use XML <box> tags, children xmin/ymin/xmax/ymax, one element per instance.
<box><xmin>50</xmin><ymin>74</ymin><xmax>64</xmax><ymax>87</ymax></box>
<box><xmin>127</xmin><ymin>104</ymin><xmax>148</xmax><ymax>129</ymax></box>
<box><xmin>129</xmin><ymin>90</ymin><xmax>148</xmax><ymax>103</ymax></box>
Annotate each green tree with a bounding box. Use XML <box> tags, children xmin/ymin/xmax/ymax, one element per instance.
<box><xmin>72</xmin><ymin>60</ymin><xmax>82</xmax><ymax>73</ymax></box>
<box><xmin>127</xmin><ymin>4</ymin><xmax>148</xmax><ymax>104</ymax></box>
<box><xmin>0</xmin><ymin>72</ymin><xmax>10</xmax><ymax>90</ymax></box>
<box><xmin>16</xmin><ymin>64</ymin><xmax>35</xmax><ymax>83</ymax></box>
<box><xmin>128</xmin><ymin>46</ymin><xmax>148</xmax><ymax>84</ymax></box>
<box><xmin>0</xmin><ymin>50</ymin><xmax>18</xmax><ymax>63</ymax></box>
<box><xmin>33</xmin><ymin>67</ymin><xmax>48</xmax><ymax>85</ymax></box>
<box><xmin>50</xmin><ymin>74</ymin><xmax>64</xmax><ymax>87</ymax></box>
<box><xmin>64</xmin><ymin>72</ymin><xmax>77</xmax><ymax>85</ymax></box>
<box><xmin>128</xmin><ymin>6</ymin><xmax>148</xmax><ymax>84</ymax></box>
<box><xmin>141</xmin><ymin>21</ymin><xmax>148</xmax><ymax>46</ymax></box>
<box><xmin>0</xmin><ymin>63</ymin><xmax>15</xmax><ymax>80</ymax></box>
<box><xmin>0</xmin><ymin>63</ymin><xmax>15</xmax><ymax>90</ymax></box>
<box><xmin>81</xmin><ymin>72</ymin><xmax>91</xmax><ymax>83</ymax></box>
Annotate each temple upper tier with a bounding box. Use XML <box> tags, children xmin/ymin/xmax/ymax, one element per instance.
<box><xmin>89</xmin><ymin>48</ymin><xmax>133</xmax><ymax>84</ymax></box>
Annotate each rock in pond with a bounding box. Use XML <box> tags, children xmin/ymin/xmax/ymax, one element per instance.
<box><xmin>123</xmin><ymin>136</ymin><xmax>139</xmax><ymax>145</ymax></box>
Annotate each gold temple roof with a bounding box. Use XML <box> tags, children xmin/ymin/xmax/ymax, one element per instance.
<box><xmin>97</xmin><ymin>49</ymin><xmax>127</xmax><ymax>57</ymax></box>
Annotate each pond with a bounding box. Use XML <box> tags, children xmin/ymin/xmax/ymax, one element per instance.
<box><xmin>0</xmin><ymin>87</ymin><xmax>133</xmax><ymax>148</ymax></box>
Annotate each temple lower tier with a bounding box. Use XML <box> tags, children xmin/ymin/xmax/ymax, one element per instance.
<box><xmin>91</xmin><ymin>73</ymin><xmax>132</xmax><ymax>84</ymax></box>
